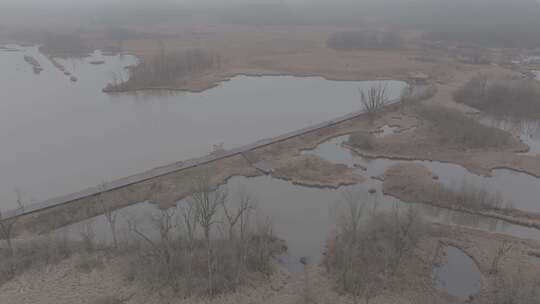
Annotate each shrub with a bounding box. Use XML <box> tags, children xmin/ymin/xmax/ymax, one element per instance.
<box><xmin>454</xmin><ymin>76</ymin><xmax>540</xmax><ymax>119</ymax></box>
<box><xmin>434</xmin><ymin>182</ymin><xmax>506</xmax><ymax>212</ymax></box>
<box><xmin>125</xmin><ymin>176</ymin><xmax>283</xmax><ymax>296</ymax></box>
<box><xmin>126</xmin><ymin>221</ymin><xmax>281</xmax><ymax>296</ymax></box>
<box><xmin>0</xmin><ymin>235</ymin><xmax>74</xmax><ymax>286</ymax></box>
<box><xmin>347</xmin><ymin>131</ymin><xmax>375</xmax><ymax>150</ymax></box>
<box><xmin>325</xmin><ymin>194</ymin><xmax>425</xmax><ymax>303</ymax></box>
<box><xmin>417</xmin><ymin>105</ymin><xmax>512</xmax><ymax>148</ymax></box>
<box><xmin>493</xmin><ymin>268</ymin><xmax>540</xmax><ymax>304</ymax></box>
<box><xmin>104</xmin><ymin>49</ymin><xmax>216</xmax><ymax>92</ymax></box>
<box><xmin>401</xmin><ymin>83</ymin><xmax>438</xmax><ymax>104</ymax></box>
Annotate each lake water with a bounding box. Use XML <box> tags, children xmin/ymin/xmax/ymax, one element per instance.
<box><xmin>0</xmin><ymin>45</ymin><xmax>407</xmax><ymax>210</ymax></box>
<box><xmin>58</xmin><ymin>130</ymin><xmax>540</xmax><ymax>273</ymax></box>
<box><xmin>433</xmin><ymin>246</ymin><xmax>482</xmax><ymax>300</ymax></box>
<box><xmin>304</xmin><ymin>135</ymin><xmax>540</xmax><ymax>213</ymax></box>
<box><xmin>59</xmin><ymin>173</ymin><xmax>540</xmax><ymax>273</ymax></box>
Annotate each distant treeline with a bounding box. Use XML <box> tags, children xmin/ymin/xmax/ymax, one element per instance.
<box><xmin>327</xmin><ymin>30</ymin><xmax>401</xmax><ymax>50</ymax></box>
<box><xmin>216</xmin><ymin>0</ymin><xmax>540</xmax><ymax>48</ymax></box>
<box><xmin>403</xmin><ymin>0</ymin><xmax>540</xmax><ymax>48</ymax></box>
<box><xmin>5</xmin><ymin>0</ymin><xmax>540</xmax><ymax>49</ymax></box>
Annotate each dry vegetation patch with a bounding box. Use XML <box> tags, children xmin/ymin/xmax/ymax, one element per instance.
<box><xmin>346</xmin><ymin>131</ymin><xmax>376</xmax><ymax>151</ymax></box>
<box><xmin>271</xmin><ymin>155</ymin><xmax>364</xmax><ymax>188</ymax></box>
<box><xmin>327</xmin><ymin>30</ymin><xmax>401</xmax><ymax>51</ymax></box>
<box><xmin>324</xmin><ymin>190</ymin><xmax>428</xmax><ymax>303</ymax></box>
<box><xmin>454</xmin><ymin>75</ymin><xmax>540</xmax><ymax>120</ymax></box>
<box><xmin>120</xmin><ymin>173</ymin><xmax>283</xmax><ymax>296</ymax></box>
<box><xmin>103</xmin><ymin>49</ymin><xmax>217</xmax><ymax>92</ymax></box>
<box><xmin>417</xmin><ymin>104</ymin><xmax>512</xmax><ymax>149</ymax></box>
<box><xmin>382</xmin><ymin>163</ymin><xmax>540</xmax><ymax>229</ymax></box>
<box><xmin>0</xmin><ymin>236</ymin><xmax>74</xmax><ymax>286</ymax></box>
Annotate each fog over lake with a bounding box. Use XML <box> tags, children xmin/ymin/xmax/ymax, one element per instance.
<box><xmin>0</xmin><ymin>45</ymin><xmax>406</xmax><ymax>209</ymax></box>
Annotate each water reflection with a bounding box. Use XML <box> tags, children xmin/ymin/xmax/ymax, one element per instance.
<box><xmin>0</xmin><ymin>45</ymin><xmax>407</xmax><ymax>209</ymax></box>
<box><xmin>481</xmin><ymin>116</ymin><xmax>540</xmax><ymax>156</ymax></box>
<box><xmin>305</xmin><ymin>135</ymin><xmax>540</xmax><ymax>213</ymax></box>
<box><xmin>59</xmin><ymin>174</ymin><xmax>540</xmax><ymax>272</ymax></box>
<box><xmin>433</xmin><ymin>246</ymin><xmax>482</xmax><ymax>300</ymax></box>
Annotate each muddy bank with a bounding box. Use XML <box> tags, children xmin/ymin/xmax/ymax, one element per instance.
<box><xmin>382</xmin><ymin>163</ymin><xmax>540</xmax><ymax>230</ymax></box>
<box><xmin>344</xmin><ymin>104</ymin><xmax>540</xmax><ymax>178</ymax></box>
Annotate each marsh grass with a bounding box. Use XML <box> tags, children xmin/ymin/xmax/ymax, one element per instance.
<box><xmin>417</xmin><ymin>105</ymin><xmax>512</xmax><ymax>148</ymax></box>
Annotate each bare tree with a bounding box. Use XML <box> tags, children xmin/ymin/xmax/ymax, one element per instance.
<box><xmin>326</xmin><ymin>191</ymin><xmax>424</xmax><ymax>304</ymax></box>
<box><xmin>179</xmin><ymin>198</ymin><xmax>199</xmax><ymax>295</ymax></box>
<box><xmin>333</xmin><ymin>189</ymin><xmax>367</xmax><ymax>298</ymax></box>
<box><xmin>340</xmin><ymin>189</ymin><xmax>366</xmax><ymax>242</ymax></box>
<box><xmin>79</xmin><ymin>219</ymin><xmax>96</xmax><ymax>252</ymax></box>
<box><xmin>0</xmin><ymin>191</ymin><xmax>25</xmax><ymax>257</ymax></box>
<box><xmin>96</xmin><ymin>183</ymin><xmax>119</xmax><ymax>249</ymax></box>
<box><xmin>122</xmin><ymin>178</ymin><xmax>278</xmax><ymax>296</ymax></box>
<box><xmin>221</xmin><ymin>189</ymin><xmax>255</xmax><ymax>241</ymax></box>
<box><xmin>188</xmin><ymin>172</ymin><xmax>227</xmax><ymax>295</ymax></box>
<box><xmin>386</xmin><ymin>205</ymin><xmax>422</xmax><ymax>277</ymax></box>
<box><xmin>221</xmin><ymin>189</ymin><xmax>256</xmax><ymax>286</ymax></box>
<box><xmin>360</xmin><ymin>84</ymin><xmax>388</xmax><ymax>117</ymax></box>
<box><xmin>153</xmin><ymin>208</ymin><xmax>176</xmax><ymax>244</ymax></box>
<box><xmin>127</xmin><ymin>209</ymin><xmax>181</xmax><ymax>289</ymax></box>
<box><xmin>490</xmin><ymin>240</ymin><xmax>513</xmax><ymax>275</ymax></box>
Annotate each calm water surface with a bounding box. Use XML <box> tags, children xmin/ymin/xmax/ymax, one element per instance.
<box><xmin>433</xmin><ymin>246</ymin><xmax>482</xmax><ymax>300</ymax></box>
<box><xmin>0</xmin><ymin>45</ymin><xmax>406</xmax><ymax>209</ymax></box>
<box><xmin>60</xmin><ymin>173</ymin><xmax>540</xmax><ymax>272</ymax></box>
<box><xmin>481</xmin><ymin>116</ymin><xmax>540</xmax><ymax>156</ymax></box>
<box><xmin>305</xmin><ymin>135</ymin><xmax>540</xmax><ymax>213</ymax></box>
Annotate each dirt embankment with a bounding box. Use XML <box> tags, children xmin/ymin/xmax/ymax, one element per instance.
<box><xmin>382</xmin><ymin>163</ymin><xmax>540</xmax><ymax>230</ymax></box>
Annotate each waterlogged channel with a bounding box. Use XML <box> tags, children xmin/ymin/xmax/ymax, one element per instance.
<box><xmin>481</xmin><ymin>116</ymin><xmax>540</xmax><ymax>156</ymax></box>
<box><xmin>0</xmin><ymin>44</ymin><xmax>407</xmax><ymax>209</ymax></box>
<box><xmin>304</xmin><ymin>135</ymin><xmax>540</xmax><ymax>213</ymax></box>
<box><xmin>59</xmin><ymin>171</ymin><xmax>540</xmax><ymax>274</ymax></box>
<box><xmin>57</xmin><ymin>133</ymin><xmax>540</xmax><ymax>276</ymax></box>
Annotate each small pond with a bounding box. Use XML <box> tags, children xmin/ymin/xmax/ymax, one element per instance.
<box><xmin>0</xmin><ymin>44</ymin><xmax>407</xmax><ymax>209</ymax></box>
<box><xmin>433</xmin><ymin>246</ymin><xmax>482</xmax><ymax>300</ymax></box>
